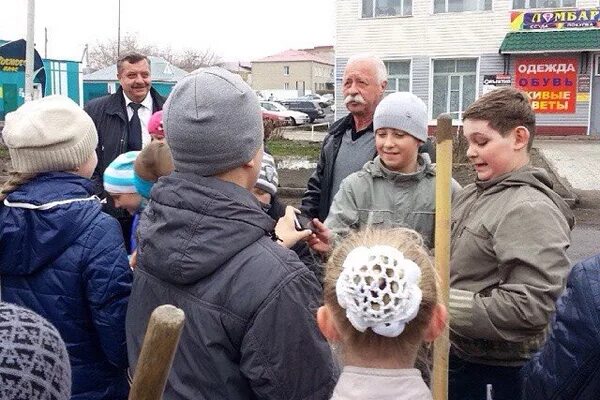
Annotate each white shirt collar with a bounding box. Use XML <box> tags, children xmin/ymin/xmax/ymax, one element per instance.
<box><xmin>123</xmin><ymin>91</ymin><xmax>153</xmax><ymax>110</ymax></box>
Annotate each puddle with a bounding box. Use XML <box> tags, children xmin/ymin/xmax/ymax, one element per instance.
<box><xmin>276</xmin><ymin>157</ymin><xmax>317</xmax><ymax>170</ymax></box>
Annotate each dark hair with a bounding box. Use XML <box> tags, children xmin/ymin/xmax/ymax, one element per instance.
<box><xmin>462</xmin><ymin>87</ymin><xmax>536</xmax><ymax>150</ymax></box>
<box><xmin>117</xmin><ymin>52</ymin><xmax>150</xmax><ymax>74</ymax></box>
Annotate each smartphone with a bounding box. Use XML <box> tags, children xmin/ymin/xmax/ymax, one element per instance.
<box><xmin>294</xmin><ymin>214</ymin><xmax>314</xmax><ymax>232</ymax></box>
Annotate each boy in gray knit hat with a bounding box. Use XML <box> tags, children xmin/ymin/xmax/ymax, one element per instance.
<box><xmin>126</xmin><ymin>67</ymin><xmax>337</xmax><ymax>399</ymax></box>
<box><xmin>318</xmin><ymin>92</ymin><xmax>460</xmax><ymax>250</ymax></box>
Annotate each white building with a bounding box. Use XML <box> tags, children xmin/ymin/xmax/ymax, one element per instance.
<box><xmin>336</xmin><ymin>0</ymin><xmax>600</xmax><ymax>135</ymax></box>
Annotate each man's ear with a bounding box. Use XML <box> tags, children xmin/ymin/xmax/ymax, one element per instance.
<box><xmin>512</xmin><ymin>126</ymin><xmax>530</xmax><ymax>151</ymax></box>
<box><xmin>423</xmin><ymin>303</ymin><xmax>447</xmax><ymax>343</ymax></box>
<box><xmin>317</xmin><ymin>306</ymin><xmax>342</xmax><ymax>342</ymax></box>
<box><xmin>380</xmin><ymin>79</ymin><xmax>388</xmax><ymax>94</ymax></box>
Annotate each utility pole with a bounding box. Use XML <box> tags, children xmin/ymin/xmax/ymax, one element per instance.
<box><xmin>25</xmin><ymin>0</ymin><xmax>36</xmax><ymax>102</ymax></box>
<box><xmin>117</xmin><ymin>0</ymin><xmax>121</xmax><ymax>57</ymax></box>
<box><xmin>44</xmin><ymin>27</ymin><xmax>48</xmax><ymax>58</ymax></box>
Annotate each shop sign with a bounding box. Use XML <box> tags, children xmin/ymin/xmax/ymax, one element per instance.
<box><xmin>482</xmin><ymin>74</ymin><xmax>512</xmax><ymax>94</ymax></box>
<box><xmin>515</xmin><ymin>58</ymin><xmax>577</xmax><ymax>113</ymax></box>
<box><xmin>511</xmin><ymin>8</ymin><xmax>600</xmax><ymax>30</ymax></box>
<box><xmin>578</xmin><ymin>75</ymin><xmax>591</xmax><ymax>93</ymax></box>
<box><xmin>0</xmin><ymin>39</ymin><xmax>46</xmax><ymax>93</ymax></box>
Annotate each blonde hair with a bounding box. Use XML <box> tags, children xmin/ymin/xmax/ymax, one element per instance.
<box><xmin>134</xmin><ymin>141</ymin><xmax>174</xmax><ymax>182</ymax></box>
<box><xmin>0</xmin><ymin>171</ymin><xmax>38</xmax><ymax>201</ymax></box>
<box><xmin>324</xmin><ymin>228</ymin><xmax>438</xmax><ymax>359</ymax></box>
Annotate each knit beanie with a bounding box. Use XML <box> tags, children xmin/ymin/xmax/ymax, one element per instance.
<box><xmin>148</xmin><ymin>110</ymin><xmax>164</xmax><ymax>138</ymax></box>
<box><xmin>255</xmin><ymin>152</ymin><xmax>279</xmax><ymax>196</ymax></box>
<box><xmin>164</xmin><ymin>67</ymin><xmax>264</xmax><ymax>176</ymax></box>
<box><xmin>373</xmin><ymin>92</ymin><xmax>428</xmax><ymax>143</ymax></box>
<box><xmin>0</xmin><ymin>302</ymin><xmax>71</xmax><ymax>400</ymax></box>
<box><xmin>104</xmin><ymin>151</ymin><xmax>140</xmax><ymax>194</ymax></box>
<box><xmin>1</xmin><ymin>95</ymin><xmax>98</xmax><ymax>173</ymax></box>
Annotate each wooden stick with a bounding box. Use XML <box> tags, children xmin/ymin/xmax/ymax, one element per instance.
<box><xmin>432</xmin><ymin>114</ymin><xmax>453</xmax><ymax>400</ymax></box>
<box><xmin>129</xmin><ymin>304</ymin><xmax>185</xmax><ymax>400</ymax></box>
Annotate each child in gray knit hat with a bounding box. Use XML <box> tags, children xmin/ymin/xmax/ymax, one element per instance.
<box><xmin>126</xmin><ymin>67</ymin><xmax>337</xmax><ymax>399</ymax></box>
<box><xmin>0</xmin><ymin>302</ymin><xmax>71</xmax><ymax>400</ymax></box>
<box><xmin>316</xmin><ymin>92</ymin><xmax>460</xmax><ymax>250</ymax></box>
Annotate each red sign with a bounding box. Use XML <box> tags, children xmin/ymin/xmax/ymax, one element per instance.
<box><xmin>515</xmin><ymin>58</ymin><xmax>578</xmax><ymax>113</ymax></box>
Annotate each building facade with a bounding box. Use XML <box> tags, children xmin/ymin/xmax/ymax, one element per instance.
<box><xmin>336</xmin><ymin>0</ymin><xmax>600</xmax><ymax>135</ymax></box>
<box><xmin>1</xmin><ymin>39</ymin><xmax>81</xmax><ymax>119</ymax></box>
<box><xmin>252</xmin><ymin>49</ymin><xmax>334</xmax><ymax>96</ymax></box>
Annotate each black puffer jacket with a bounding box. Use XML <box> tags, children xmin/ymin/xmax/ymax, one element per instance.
<box><xmin>84</xmin><ymin>87</ymin><xmax>165</xmax><ymax>193</ymax></box>
<box><xmin>126</xmin><ymin>172</ymin><xmax>338</xmax><ymax>400</ymax></box>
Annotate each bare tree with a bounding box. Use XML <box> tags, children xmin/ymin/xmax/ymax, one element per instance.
<box><xmin>87</xmin><ymin>33</ymin><xmax>220</xmax><ymax>73</ymax></box>
<box><xmin>174</xmin><ymin>48</ymin><xmax>222</xmax><ymax>72</ymax></box>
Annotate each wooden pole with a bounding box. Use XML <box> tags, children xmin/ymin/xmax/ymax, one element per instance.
<box><xmin>129</xmin><ymin>305</ymin><xmax>185</xmax><ymax>400</ymax></box>
<box><xmin>432</xmin><ymin>114</ymin><xmax>453</xmax><ymax>400</ymax></box>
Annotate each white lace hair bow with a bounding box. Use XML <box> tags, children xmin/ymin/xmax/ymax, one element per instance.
<box><xmin>336</xmin><ymin>245</ymin><xmax>423</xmax><ymax>337</ymax></box>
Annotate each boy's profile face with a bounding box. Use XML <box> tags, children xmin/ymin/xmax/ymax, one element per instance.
<box><xmin>375</xmin><ymin>128</ymin><xmax>421</xmax><ymax>173</ymax></box>
<box><xmin>463</xmin><ymin>119</ymin><xmax>525</xmax><ymax>181</ymax></box>
<box><xmin>110</xmin><ymin>192</ymin><xmax>143</xmax><ymax>215</ymax></box>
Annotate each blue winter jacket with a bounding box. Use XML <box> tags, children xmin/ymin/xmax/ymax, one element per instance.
<box><xmin>0</xmin><ymin>173</ymin><xmax>132</xmax><ymax>400</ymax></box>
<box><xmin>522</xmin><ymin>253</ymin><xmax>600</xmax><ymax>400</ymax></box>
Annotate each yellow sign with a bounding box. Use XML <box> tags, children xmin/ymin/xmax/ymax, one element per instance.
<box><xmin>577</xmin><ymin>93</ymin><xmax>590</xmax><ymax>102</ymax></box>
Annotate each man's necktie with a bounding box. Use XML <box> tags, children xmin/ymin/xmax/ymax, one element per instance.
<box><xmin>128</xmin><ymin>103</ymin><xmax>143</xmax><ymax>151</ymax></box>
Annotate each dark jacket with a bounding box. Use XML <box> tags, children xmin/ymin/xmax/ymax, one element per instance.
<box><xmin>300</xmin><ymin>114</ymin><xmax>357</xmax><ymax>221</ymax></box>
<box><xmin>267</xmin><ymin>195</ymin><xmax>323</xmax><ymax>283</ymax></box>
<box><xmin>522</xmin><ymin>253</ymin><xmax>600</xmax><ymax>400</ymax></box>
<box><xmin>126</xmin><ymin>172</ymin><xmax>338</xmax><ymax>400</ymax></box>
<box><xmin>84</xmin><ymin>87</ymin><xmax>165</xmax><ymax>194</ymax></box>
<box><xmin>0</xmin><ymin>173</ymin><xmax>133</xmax><ymax>400</ymax></box>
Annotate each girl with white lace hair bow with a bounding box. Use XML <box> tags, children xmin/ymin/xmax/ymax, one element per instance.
<box><xmin>317</xmin><ymin>228</ymin><xmax>447</xmax><ymax>400</ymax></box>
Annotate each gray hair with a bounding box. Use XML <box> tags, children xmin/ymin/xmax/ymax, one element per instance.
<box><xmin>346</xmin><ymin>53</ymin><xmax>387</xmax><ymax>84</ymax></box>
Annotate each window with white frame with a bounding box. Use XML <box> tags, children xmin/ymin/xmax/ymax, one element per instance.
<box><xmin>362</xmin><ymin>0</ymin><xmax>412</xmax><ymax>18</ymax></box>
<box><xmin>432</xmin><ymin>59</ymin><xmax>477</xmax><ymax>120</ymax></box>
<box><xmin>384</xmin><ymin>60</ymin><xmax>411</xmax><ymax>95</ymax></box>
<box><xmin>284</xmin><ymin>82</ymin><xmax>290</xmax><ymax>90</ymax></box>
<box><xmin>434</xmin><ymin>0</ymin><xmax>491</xmax><ymax>13</ymax></box>
<box><xmin>283</xmin><ymin>66</ymin><xmax>290</xmax><ymax>76</ymax></box>
<box><xmin>513</xmin><ymin>0</ymin><xmax>575</xmax><ymax>9</ymax></box>
<box><xmin>50</xmin><ymin>61</ymin><xmax>69</xmax><ymax>95</ymax></box>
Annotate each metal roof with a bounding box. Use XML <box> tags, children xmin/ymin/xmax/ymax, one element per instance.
<box><xmin>83</xmin><ymin>56</ymin><xmax>188</xmax><ymax>82</ymax></box>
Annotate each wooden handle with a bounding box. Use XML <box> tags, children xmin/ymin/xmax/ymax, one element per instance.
<box><xmin>129</xmin><ymin>304</ymin><xmax>185</xmax><ymax>400</ymax></box>
<box><xmin>432</xmin><ymin>114</ymin><xmax>453</xmax><ymax>400</ymax></box>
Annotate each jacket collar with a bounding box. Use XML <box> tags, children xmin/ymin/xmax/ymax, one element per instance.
<box><xmin>366</xmin><ymin>154</ymin><xmax>433</xmax><ymax>183</ymax></box>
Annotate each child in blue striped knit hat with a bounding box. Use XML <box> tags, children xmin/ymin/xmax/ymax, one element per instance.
<box><xmin>104</xmin><ymin>151</ymin><xmax>143</xmax><ymax>262</ymax></box>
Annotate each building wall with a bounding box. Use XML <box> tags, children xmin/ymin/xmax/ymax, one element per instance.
<box><xmin>335</xmin><ymin>0</ymin><xmax>598</xmax><ymax>133</ymax></box>
<box><xmin>252</xmin><ymin>61</ymin><xmax>333</xmax><ymax>93</ymax></box>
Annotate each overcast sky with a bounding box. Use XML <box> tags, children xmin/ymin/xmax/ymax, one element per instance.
<box><xmin>0</xmin><ymin>0</ymin><xmax>335</xmax><ymax>62</ymax></box>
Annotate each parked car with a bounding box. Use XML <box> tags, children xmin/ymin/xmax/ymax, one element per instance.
<box><xmin>297</xmin><ymin>94</ymin><xmax>330</xmax><ymax>108</ymax></box>
<box><xmin>321</xmin><ymin>94</ymin><xmax>335</xmax><ymax>106</ymax></box>
<box><xmin>262</xmin><ymin>109</ymin><xmax>291</xmax><ymax>125</ymax></box>
<box><xmin>278</xmin><ymin>99</ymin><xmax>325</xmax><ymax>123</ymax></box>
<box><xmin>260</xmin><ymin>101</ymin><xmax>310</xmax><ymax>126</ymax></box>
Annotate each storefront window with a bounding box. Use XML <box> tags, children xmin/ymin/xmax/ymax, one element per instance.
<box><xmin>434</xmin><ymin>0</ymin><xmax>491</xmax><ymax>13</ymax></box>
<box><xmin>432</xmin><ymin>59</ymin><xmax>477</xmax><ymax>119</ymax></box>
<box><xmin>384</xmin><ymin>60</ymin><xmax>411</xmax><ymax>95</ymax></box>
<box><xmin>362</xmin><ymin>0</ymin><xmax>412</xmax><ymax>17</ymax></box>
<box><xmin>512</xmin><ymin>0</ymin><xmax>575</xmax><ymax>9</ymax></box>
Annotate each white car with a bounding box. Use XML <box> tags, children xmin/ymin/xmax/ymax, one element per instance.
<box><xmin>260</xmin><ymin>101</ymin><xmax>311</xmax><ymax>126</ymax></box>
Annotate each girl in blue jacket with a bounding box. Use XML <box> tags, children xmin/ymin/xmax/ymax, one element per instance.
<box><xmin>0</xmin><ymin>96</ymin><xmax>133</xmax><ymax>400</ymax></box>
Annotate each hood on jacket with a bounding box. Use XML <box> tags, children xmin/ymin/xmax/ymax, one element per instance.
<box><xmin>477</xmin><ymin>166</ymin><xmax>575</xmax><ymax>229</ymax></box>
<box><xmin>363</xmin><ymin>154</ymin><xmax>434</xmax><ymax>182</ymax></box>
<box><xmin>137</xmin><ymin>172</ymin><xmax>276</xmax><ymax>285</ymax></box>
<box><xmin>0</xmin><ymin>173</ymin><xmax>102</xmax><ymax>276</ymax></box>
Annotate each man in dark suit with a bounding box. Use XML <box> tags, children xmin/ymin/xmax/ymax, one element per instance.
<box><xmin>85</xmin><ymin>52</ymin><xmax>165</xmax><ymax>251</ymax></box>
